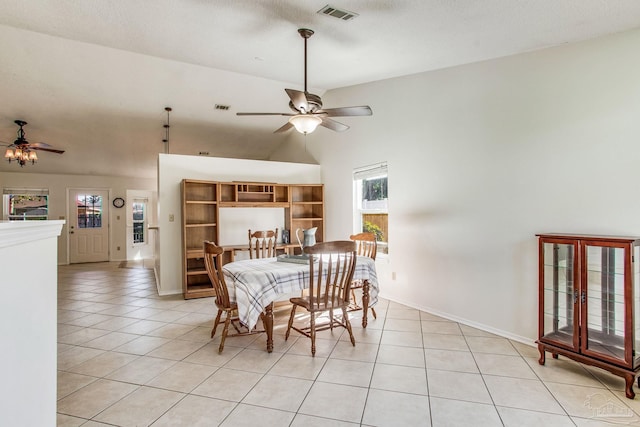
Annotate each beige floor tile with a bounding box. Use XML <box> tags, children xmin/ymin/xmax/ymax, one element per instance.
<box><xmin>146</xmin><ymin>338</ymin><xmax>206</xmax><ymax>360</ymax></box>
<box><xmin>221</xmin><ymin>403</ymin><xmax>295</xmax><ymax>427</ymax></box>
<box><xmin>424</xmin><ymin>349</ymin><xmax>479</xmax><ymax>373</ymax></box>
<box><xmin>146</xmin><ymin>361</ymin><xmax>218</xmax><ymax>393</ymax></box>
<box><xmin>147</xmin><ymin>322</ymin><xmax>197</xmax><ymax>339</ymax></box>
<box><xmin>466</xmin><ymin>336</ymin><xmax>519</xmax><ymax>355</ymax></box>
<box><xmin>57</xmin><ymin>378</ymin><xmax>138</xmax><ymax>419</ymax></box>
<box><xmin>298</xmin><ymin>382</ymin><xmax>368</xmax><ymax>424</ymax></box>
<box><xmin>421</xmin><ymin>320</ymin><xmax>463</xmax><ymax>335</ymax></box>
<box><xmin>117</xmin><ymin>319</ymin><xmax>166</xmax><ymax>334</ymax></box>
<box><xmin>525</xmin><ymin>356</ymin><xmax>605</xmax><ymax>388</ymax></box>
<box><xmin>287</xmin><ymin>336</ymin><xmax>339</xmax><ymax>358</ymax></box>
<box><xmin>113</xmin><ymin>335</ymin><xmax>172</xmax><ymax>355</ymax></box>
<box><xmin>64</xmin><ymin>313</ymin><xmax>112</xmax><ymax>327</ymax></box>
<box><xmin>146</xmin><ymin>309</ymin><xmax>189</xmax><ymax>323</ymax></box>
<box><xmin>376</xmin><ymin>344</ymin><xmax>425</xmax><ymax>367</ymax></box>
<box><xmin>420</xmin><ymin>311</ymin><xmax>450</xmax><ymax>321</ymax></box>
<box><xmin>92</xmin><ymin>315</ymin><xmax>139</xmax><ymax>331</ymax></box>
<box><xmin>423</xmin><ymin>333</ymin><xmax>469</xmax><ymax>351</ymax></box>
<box><xmin>83</xmin><ymin>331</ymin><xmax>139</xmax><ymax>350</ymax></box>
<box><xmin>66</xmin><ymin>351</ymin><xmax>139</xmax><ymax>377</ymax></box>
<box><xmin>511</xmin><ymin>340</ymin><xmax>539</xmax><ymax>358</ymax></box>
<box><xmin>175</xmin><ymin>312</ymin><xmax>214</xmax><ymax>326</ymax></box>
<box><xmin>106</xmin><ymin>355</ymin><xmax>176</xmax><ymax>384</ymax></box>
<box><xmin>380</xmin><ymin>330</ymin><xmax>423</xmax><ymax>347</ymax></box>
<box><xmin>430</xmin><ymin>397</ymin><xmax>502</xmax><ymax>427</ymax></box>
<box><xmin>362</xmin><ymin>388</ymin><xmax>430</xmax><ymax>427</ymax></box>
<box><xmin>384</xmin><ymin>318</ymin><xmax>422</xmax><ymax>332</ymax></box>
<box><xmin>151</xmin><ymin>394</ymin><xmax>237</xmax><ymax>427</ymax></box>
<box><xmin>58</xmin><ymin>327</ymin><xmax>111</xmax><ymax>345</ymax></box>
<box><xmin>291</xmin><ymin>414</ymin><xmax>359</xmax><ymax>426</ymax></box>
<box><xmin>58</xmin><ymin>346</ymin><xmax>105</xmax><ymax>371</ymax></box>
<box><xmin>317</xmin><ymin>358</ymin><xmax>374</xmax><ymax>387</ymax></box>
<box><xmin>57</xmin><ymin>371</ymin><xmax>97</xmax><ymax>400</ymax></box>
<box><xmin>243</xmin><ymin>374</ymin><xmax>313</xmax><ymax>412</ymax></box>
<box><xmin>268</xmin><ymin>353</ymin><xmax>328</xmax><ymax>380</ymax></box>
<box><xmin>184</xmin><ymin>342</ymin><xmax>243</xmax><ymax>366</ymax></box>
<box><xmin>56</xmin><ymin>413</ymin><xmax>86</xmax><ymax>427</ymax></box>
<box><xmin>545</xmin><ymin>381</ymin><xmax>632</xmax><ymax>419</ymax></box>
<box><xmin>93</xmin><ymin>386</ymin><xmax>184</xmax><ymax>426</ymax></box>
<box><xmin>339</xmin><ymin>326</ymin><xmax>382</xmax><ymax>344</ymax></box>
<box><xmin>370</xmin><ymin>363</ymin><xmax>428</xmax><ymax>395</ymax></box>
<box><xmin>474</xmin><ymin>353</ymin><xmax>537</xmax><ymax>379</ymax></box>
<box><xmin>497</xmin><ymin>406</ymin><xmax>575</xmax><ymax>427</ymax></box>
<box><xmin>192</xmin><ymin>367</ymin><xmax>264</xmax><ymax>401</ymax></box>
<box><xmin>427</xmin><ymin>369</ymin><xmax>492</xmax><ymax>403</ymax></box>
<box><xmin>223</xmin><ymin>348</ymin><xmax>284</xmax><ymax>373</ymax></box>
<box><xmin>484</xmin><ymin>375</ymin><xmax>565</xmax><ymax>414</ymax></box>
<box><xmin>247</xmin><ymin>332</ymin><xmax>299</xmax><ymax>353</ymax></box>
<box><xmin>386</xmin><ymin>307</ymin><xmax>421</xmax><ymax>320</ymax></box>
<box><xmin>330</xmin><ymin>340</ymin><xmax>379</xmax><ymax>362</ymax></box>
<box><xmin>460</xmin><ymin>324</ymin><xmax>501</xmax><ymax>338</ymax></box>
<box><xmin>177</xmin><ymin>325</ymin><xmax>216</xmax><ymax>342</ymax></box>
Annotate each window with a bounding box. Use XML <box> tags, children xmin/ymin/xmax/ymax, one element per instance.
<box><xmin>2</xmin><ymin>188</ymin><xmax>49</xmax><ymax>220</ymax></box>
<box><xmin>354</xmin><ymin>162</ymin><xmax>388</xmax><ymax>254</ymax></box>
<box><xmin>132</xmin><ymin>199</ymin><xmax>147</xmax><ymax>244</ymax></box>
<box><xmin>76</xmin><ymin>194</ymin><xmax>103</xmax><ymax>228</ymax></box>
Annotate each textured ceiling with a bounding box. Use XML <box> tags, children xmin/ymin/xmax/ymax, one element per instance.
<box><xmin>0</xmin><ymin>0</ymin><xmax>639</xmax><ymax>178</ymax></box>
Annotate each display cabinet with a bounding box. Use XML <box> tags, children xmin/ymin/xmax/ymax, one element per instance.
<box><xmin>219</xmin><ymin>182</ymin><xmax>289</xmax><ymax>207</ymax></box>
<box><xmin>181</xmin><ymin>180</ymin><xmax>218</xmax><ymax>299</ymax></box>
<box><xmin>537</xmin><ymin>233</ymin><xmax>640</xmax><ymax>398</ymax></box>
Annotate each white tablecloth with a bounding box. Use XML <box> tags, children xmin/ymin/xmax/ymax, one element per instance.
<box><xmin>222</xmin><ymin>256</ymin><xmax>378</xmax><ymax>329</ymax></box>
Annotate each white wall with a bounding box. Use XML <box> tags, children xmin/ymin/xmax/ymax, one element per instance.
<box><xmin>272</xmin><ymin>28</ymin><xmax>640</xmax><ymax>343</ymax></box>
<box><xmin>157</xmin><ymin>154</ymin><xmax>321</xmax><ymax>295</ymax></box>
<box><xmin>0</xmin><ymin>220</ymin><xmax>63</xmax><ymax>427</ymax></box>
<box><xmin>0</xmin><ymin>171</ymin><xmax>156</xmax><ymax>264</ymax></box>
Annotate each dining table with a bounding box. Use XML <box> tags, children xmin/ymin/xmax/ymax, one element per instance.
<box><xmin>222</xmin><ymin>255</ymin><xmax>379</xmax><ymax>352</ymax></box>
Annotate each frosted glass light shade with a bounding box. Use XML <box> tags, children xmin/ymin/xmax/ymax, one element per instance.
<box><xmin>289</xmin><ymin>115</ymin><xmax>321</xmax><ymax>134</ymax></box>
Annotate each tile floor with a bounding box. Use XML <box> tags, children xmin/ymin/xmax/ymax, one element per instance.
<box><xmin>56</xmin><ymin>262</ymin><xmax>640</xmax><ymax>427</ymax></box>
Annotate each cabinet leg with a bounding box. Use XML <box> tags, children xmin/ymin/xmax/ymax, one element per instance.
<box><xmin>625</xmin><ymin>374</ymin><xmax>636</xmax><ymax>399</ymax></box>
<box><xmin>637</xmin><ymin>376</ymin><xmax>640</xmax><ymax>388</ymax></box>
<box><xmin>552</xmin><ymin>353</ymin><xmax>559</xmax><ymax>359</ymax></box>
<box><xmin>537</xmin><ymin>344</ymin><xmax>546</xmax><ymax>365</ymax></box>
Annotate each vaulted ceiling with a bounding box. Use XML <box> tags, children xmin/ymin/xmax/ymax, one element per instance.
<box><xmin>1</xmin><ymin>0</ymin><xmax>639</xmax><ymax>178</ymax></box>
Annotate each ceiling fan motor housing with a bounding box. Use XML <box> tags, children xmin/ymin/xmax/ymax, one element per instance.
<box><xmin>289</xmin><ymin>92</ymin><xmax>322</xmax><ymax>113</ymax></box>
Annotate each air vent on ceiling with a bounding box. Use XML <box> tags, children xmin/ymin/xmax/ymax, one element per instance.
<box><xmin>317</xmin><ymin>5</ymin><xmax>358</xmax><ymax>21</ymax></box>
<box><xmin>215</xmin><ymin>104</ymin><xmax>230</xmax><ymax>110</ymax></box>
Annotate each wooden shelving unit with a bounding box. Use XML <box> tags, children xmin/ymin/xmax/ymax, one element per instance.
<box><xmin>181</xmin><ymin>180</ymin><xmax>218</xmax><ymax>299</ymax></box>
<box><xmin>181</xmin><ymin>180</ymin><xmax>325</xmax><ymax>298</ymax></box>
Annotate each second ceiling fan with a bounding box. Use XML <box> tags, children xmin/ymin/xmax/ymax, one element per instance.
<box><xmin>237</xmin><ymin>28</ymin><xmax>372</xmax><ymax>134</ymax></box>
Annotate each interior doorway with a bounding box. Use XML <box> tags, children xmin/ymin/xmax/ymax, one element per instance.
<box><xmin>68</xmin><ymin>189</ymin><xmax>110</xmax><ymax>263</ymax></box>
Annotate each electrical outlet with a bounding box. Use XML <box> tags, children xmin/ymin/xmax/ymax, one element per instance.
<box><xmin>392</xmin><ymin>272</ymin><xmax>397</xmax><ymax>280</ymax></box>
<box><xmin>169</xmin><ymin>214</ymin><xmax>175</xmax><ymax>222</ymax></box>
<box><xmin>117</xmin><ymin>246</ymin><xmax>121</xmax><ymax>251</ymax></box>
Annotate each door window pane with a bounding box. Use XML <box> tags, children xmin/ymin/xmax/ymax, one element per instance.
<box><xmin>77</xmin><ymin>194</ymin><xmax>102</xmax><ymax>228</ymax></box>
<box><xmin>132</xmin><ymin>201</ymin><xmax>145</xmax><ymax>244</ymax></box>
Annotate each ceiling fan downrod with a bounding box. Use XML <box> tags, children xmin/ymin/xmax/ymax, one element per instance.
<box><xmin>298</xmin><ymin>28</ymin><xmax>314</xmax><ymax>94</ymax></box>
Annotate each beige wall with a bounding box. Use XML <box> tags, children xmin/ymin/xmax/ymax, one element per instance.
<box><xmin>0</xmin><ymin>171</ymin><xmax>156</xmax><ymax>264</ymax></box>
<box><xmin>273</xmin><ymin>28</ymin><xmax>640</xmax><ymax>343</ymax></box>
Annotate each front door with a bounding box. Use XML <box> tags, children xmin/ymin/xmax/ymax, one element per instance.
<box><xmin>69</xmin><ymin>189</ymin><xmax>109</xmax><ymax>263</ymax></box>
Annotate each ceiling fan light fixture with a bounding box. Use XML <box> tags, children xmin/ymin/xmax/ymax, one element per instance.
<box><xmin>289</xmin><ymin>115</ymin><xmax>322</xmax><ymax>134</ymax></box>
<box><xmin>4</xmin><ymin>148</ymin><xmax>15</xmax><ymax>159</ymax></box>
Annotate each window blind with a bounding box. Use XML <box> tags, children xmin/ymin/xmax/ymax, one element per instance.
<box><xmin>353</xmin><ymin>162</ymin><xmax>388</xmax><ymax>181</ymax></box>
<box><xmin>3</xmin><ymin>188</ymin><xmax>49</xmax><ymax>196</ymax></box>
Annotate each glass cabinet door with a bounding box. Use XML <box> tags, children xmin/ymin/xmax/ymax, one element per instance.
<box><xmin>541</xmin><ymin>241</ymin><xmax>578</xmax><ymax>350</ymax></box>
<box><xmin>582</xmin><ymin>242</ymin><xmax>629</xmax><ymax>366</ymax></box>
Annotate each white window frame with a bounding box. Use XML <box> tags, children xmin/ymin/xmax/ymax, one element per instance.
<box><xmin>353</xmin><ymin>162</ymin><xmax>388</xmax><ymax>256</ymax></box>
<box><xmin>2</xmin><ymin>188</ymin><xmax>49</xmax><ymax>221</ymax></box>
<box><xmin>132</xmin><ymin>198</ymin><xmax>147</xmax><ymax>245</ymax></box>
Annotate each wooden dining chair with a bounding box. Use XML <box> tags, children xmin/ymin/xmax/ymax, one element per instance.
<box><xmin>285</xmin><ymin>241</ymin><xmax>357</xmax><ymax>356</ymax></box>
<box><xmin>248</xmin><ymin>228</ymin><xmax>278</xmax><ymax>259</ymax></box>
<box><xmin>349</xmin><ymin>232</ymin><xmax>377</xmax><ymax>319</ymax></box>
<box><xmin>203</xmin><ymin>241</ymin><xmax>265</xmax><ymax>353</ymax></box>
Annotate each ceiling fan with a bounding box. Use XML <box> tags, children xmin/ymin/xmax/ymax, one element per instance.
<box><xmin>2</xmin><ymin>120</ymin><xmax>65</xmax><ymax>166</ymax></box>
<box><xmin>236</xmin><ymin>28</ymin><xmax>373</xmax><ymax>134</ymax></box>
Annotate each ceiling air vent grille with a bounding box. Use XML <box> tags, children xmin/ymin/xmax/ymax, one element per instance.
<box><xmin>317</xmin><ymin>5</ymin><xmax>358</xmax><ymax>21</ymax></box>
